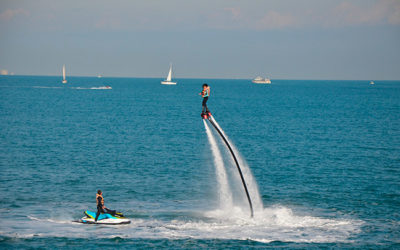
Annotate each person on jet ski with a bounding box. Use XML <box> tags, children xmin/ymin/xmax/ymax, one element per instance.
<box><xmin>199</xmin><ymin>83</ymin><xmax>210</xmax><ymax>115</ymax></box>
<box><xmin>95</xmin><ymin>190</ymin><xmax>117</xmax><ymax>221</ymax></box>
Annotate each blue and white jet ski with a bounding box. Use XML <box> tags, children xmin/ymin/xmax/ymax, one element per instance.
<box><xmin>78</xmin><ymin>210</ymin><xmax>131</xmax><ymax>225</ymax></box>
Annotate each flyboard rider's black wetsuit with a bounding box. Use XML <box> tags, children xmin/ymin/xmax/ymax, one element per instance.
<box><xmin>95</xmin><ymin>193</ymin><xmax>117</xmax><ymax>221</ymax></box>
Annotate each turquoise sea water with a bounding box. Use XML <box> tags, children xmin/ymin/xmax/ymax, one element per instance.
<box><xmin>0</xmin><ymin>76</ymin><xmax>399</xmax><ymax>249</ymax></box>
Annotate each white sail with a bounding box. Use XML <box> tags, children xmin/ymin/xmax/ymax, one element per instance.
<box><xmin>161</xmin><ymin>64</ymin><xmax>176</xmax><ymax>85</ymax></box>
<box><xmin>166</xmin><ymin>65</ymin><xmax>172</xmax><ymax>81</ymax></box>
<box><xmin>62</xmin><ymin>65</ymin><xmax>67</xmax><ymax>84</ymax></box>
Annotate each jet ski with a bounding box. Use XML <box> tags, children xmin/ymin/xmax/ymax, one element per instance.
<box><xmin>78</xmin><ymin>210</ymin><xmax>131</xmax><ymax>225</ymax></box>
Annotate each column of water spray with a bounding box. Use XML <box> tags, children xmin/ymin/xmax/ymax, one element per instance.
<box><xmin>209</xmin><ymin>116</ymin><xmax>263</xmax><ymax>213</ymax></box>
<box><xmin>203</xmin><ymin>120</ymin><xmax>233</xmax><ymax>210</ymax></box>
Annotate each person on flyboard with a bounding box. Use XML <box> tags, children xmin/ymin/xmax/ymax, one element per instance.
<box><xmin>200</xmin><ymin>83</ymin><xmax>211</xmax><ymax>119</ymax></box>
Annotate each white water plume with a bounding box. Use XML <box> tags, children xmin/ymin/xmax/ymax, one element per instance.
<box><xmin>203</xmin><ymin>120</ymin><xmax>233</xmax><ymax>210</ymax></box>
<box><xmin>209</xmin><ymin>116</ymin><xmax>263</xmax><ymax>214</ymax></box>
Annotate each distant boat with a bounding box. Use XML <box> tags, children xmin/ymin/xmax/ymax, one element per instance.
<box><xmin>97</xmin><ymin>75</ymin><xmax>102</xmax><ymax>78</ymax></box>
<box><xmin>161</xmin><ymin>64</ymin><xmax>176</xmax><ymax>85</ymax></box>
<box><xmin>62</xmin><ymin>65</ymin><xmax>67</xmax><ymax>84</ymax></box>
<box><xmin>252</xmin><ymin>76</ymin><xmax>271</xmax><ymax>84</ymax></box>
<box><xmin>370</xmin><ymin>81</ymin><xmax>375</xmax><ymax>85</ymax></box>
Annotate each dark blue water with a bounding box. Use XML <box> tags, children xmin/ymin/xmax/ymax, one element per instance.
<box><xmin>1</xmin><ymin>76</ymin><xmax>399</xmax><ymax>248</ymax></box>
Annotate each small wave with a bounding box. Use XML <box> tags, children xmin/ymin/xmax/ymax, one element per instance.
<box><xmin>70</xmin><ymin>87</ymin><xmax>89</xmax><ymax>89</ymax></box>
<box><xmin>71</xmin><ymin>86</ymin><xmax>112</xmax><ymax>90</ymax></box>
<box><xmin>32</xmin><ymin>86</ymin><xmax>63</xmax><ymax>89</ymax></box>
<box><xmin>90</xmin><ymin>86</ymin><xmax>112</xmax><ymax>90</ymax></box>
<box><xmin>27</xmin><ymin>215</ymin><xmax>75</xmax><ymax>225</ymax></box>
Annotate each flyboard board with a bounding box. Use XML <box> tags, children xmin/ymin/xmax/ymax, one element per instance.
<box><xmin>77</xmin><ymin>210</ymin><xmax>131</xmax><ymax>225</ymax></box>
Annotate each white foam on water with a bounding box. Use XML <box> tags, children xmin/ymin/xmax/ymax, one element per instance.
<box><xmin>89</xmin><ymin>86</ymin><xmax>112</xmax><ymax>90</ymax></box>
<box><xmin>1</xmin><ymin>206</ymin><xmax>362</xmax><ymax>243</ymax></box>
<box><xmin>70</xmin><ymin>86</ymin><xmax>111</xmax><ymax>90</ymax></box>
<box><xmin>32</xmin><ymin>86</ymin><xmax>63</xmax><ymax>89</ymax></box>
<box><xmin>158</xmin><ymin>206</ymin><xmax>362</xmax><ymax>243</ymax></box>
<box><xmin>27</xmin><ymin>215</ymin><xmax>75</xmax><ymax>225</ymax></box>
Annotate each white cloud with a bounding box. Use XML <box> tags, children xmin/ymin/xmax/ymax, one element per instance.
<box><xmin>315</xmin><ymin>0</ymin><xmax>400</xmax><ymax>28</ymax></box>
<box><xmin>385</xmin><ymin>0</ymin><xmax>400</xmax><ymax>25</ymax></box>
<box><xmin>204</xmin><ymin>7</ymin><xmax>298</xmax><ymax>30</ymax></box>
<box><xmin>202</xmin><ymin>1</ymin><xmax>400</xmax><ymax>31</ymax></box>
<box><xmin>0</xmin><ymin>8</ymin><xmax>29</xmax><ymax>21</ymax></box>
<box><xmin>1</xmin><ymin>1</ymin><xmax>398</xmax><ymax>33</ymax></box>
<box><xmin>224</xmin><ymin>7</ymin><xmax>241</xmax><ymax>19</ymax></box>
<box><xmin>255</xmin><ymin>11</ymin><xmax>297</xmax><ymax>30</ymax></box>
<box><xmin>95</xmin><ymin>16</ymin><xmax>122</xmax><ymax>30</ymax></box>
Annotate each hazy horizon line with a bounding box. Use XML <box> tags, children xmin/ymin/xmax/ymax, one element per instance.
<box><xmin>0</xmin><ymin>74</ymin><xmax>398</xmax><ymax>82</ymax></box>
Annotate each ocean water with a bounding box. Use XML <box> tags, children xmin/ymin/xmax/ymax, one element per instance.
<box><xmin>0</xmin><ymin>76</ymin><xmax>399</xmax><ymax>249</ymax></box>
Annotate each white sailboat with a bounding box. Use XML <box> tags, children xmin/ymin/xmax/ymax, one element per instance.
<box><xmin>62</xmin><ymin>65</ymin><xmax>67</xmax><ymax>84</ymax></box>
<box><xmin>161</xmin><ymin>64</ymin><xmax>176</xmax><ymax>85</ymax></box>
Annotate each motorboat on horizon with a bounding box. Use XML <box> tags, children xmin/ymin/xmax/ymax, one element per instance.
<box><xmin>252</xmin><ymin>76</ymin><xmax>271</xmax><ymax>84</ymax></box>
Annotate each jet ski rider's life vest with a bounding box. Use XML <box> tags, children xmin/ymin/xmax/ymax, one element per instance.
<box><xmin>96</xmin><ymin>194</ymin><xmax>104</xmax><ymax>208</ymax></box>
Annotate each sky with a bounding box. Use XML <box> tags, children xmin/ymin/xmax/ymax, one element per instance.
<box><xmin>0</xmin><ymin>0</ymin><xmax>399</xmax><ymax>80</ymax></box>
